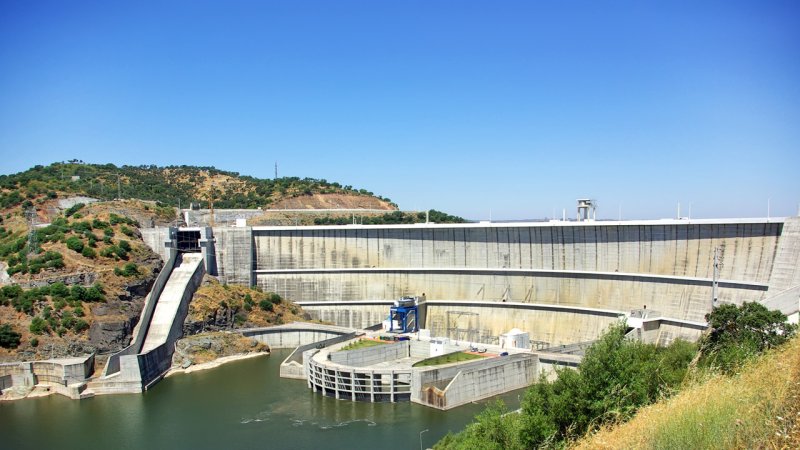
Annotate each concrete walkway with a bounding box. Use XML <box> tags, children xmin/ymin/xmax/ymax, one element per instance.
<box><xmin>141</xmin><ymin>253</ymin><xmax>204</xmax><ymax>353</ymax></box>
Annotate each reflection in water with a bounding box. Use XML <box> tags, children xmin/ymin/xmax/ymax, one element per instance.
<box><xmin>0</xmin><ymin>349</ymin><xmax>524</xmax><ymax>450</ymax></box>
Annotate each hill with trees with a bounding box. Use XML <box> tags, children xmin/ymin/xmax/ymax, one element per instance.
<box><xmin>0</xmin><ymin>161</ymin><xmax>465</xmax><ymax>364</ymax></box>
<box><xmin>0</xmin><ymin>161</ymin><xmax>398</xmax><ymax>211</ymax></box>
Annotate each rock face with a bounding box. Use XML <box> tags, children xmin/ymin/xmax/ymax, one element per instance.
<box><xmin>87</xmin><ymin>261</ymin><xmax>161</xmax><ymax>354</ymax></box>
<box><xmin>17</xmin><ymin>272</ymin><xmax>98</xmax><ymax>289</ymax></box>
<box><xmin>88</xmin><ymin>317</ymin><xmax>137</xmax><ymax>353</ymax></box>
<box><xmin>172</xmin><ymin>332</ymin><xmax>269</xmax><ymax>368</ymax></box>
<box><xmin>183</xmin><ymin>305</ymin><xmax>239</xmax><ymax>335</ymax></box>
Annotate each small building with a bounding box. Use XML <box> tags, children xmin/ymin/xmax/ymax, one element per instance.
<box><xmin>500</xmin><ymin>328</ymin><xmax>530</xmax><ymax>350</ymax></box>
<box><xmin>430</xmin><ymin>337</ymin><xmax>449</xmax><ymax>357</ymax></box>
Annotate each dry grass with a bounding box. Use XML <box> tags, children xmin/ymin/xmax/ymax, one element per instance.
<box><xmin>573</xmin><ymin>335</ymin><xmax>800</xmax><ymax>450</ymax></box>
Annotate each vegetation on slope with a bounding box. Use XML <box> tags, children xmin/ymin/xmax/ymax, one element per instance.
<box><xmin>575</xmin><ymin>334</ymin><xmax>800</xmax><ymax>449</ymax></box>
<box><xmin>185</xmin><ymin>277</ymin><xmax>310</xmax><ymax>331</ymax></box>
<box><xmin>0</xmin><ymin>201</ymin><xmax>162</xmax><ymax>360</ymax></box>
<box><xmin>435</xmin><ymin>302</ymin><xmax>797</xmax><ymax>450</ymax></box>
<box><xmin>435</xmin><ymin>323</ymin><xmax>697</xmax><ymax>449</ymax></box>
<box><xmin>313</xmin><ymin>209</ymin><xmax>466</xmax><ymax>225</ymax></box>
<box><xmin>0</xmin><ymin>161</ymin><xmax>397</xmax><ymax>210</ymax></box>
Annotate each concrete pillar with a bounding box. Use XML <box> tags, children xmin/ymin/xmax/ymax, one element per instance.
<box><xmin>351</xmin><ymin>370</ymin><xmax>356</xmax><ymax>401</ymax></box>
<box><xmin>390</xmin><ymin>370</ymin><xmax>395</xmax><ymax>402</ymax></box>
<box><xmin>165</xmin><ymin>227</ymin><xmax>177</xmax><ymax>254</ymax></box>
<box><xmin>370</xmin><ymin>370</ymin><xmax>375</xmax><ymax>402</ymax></box>
<box><xmin>199</xmin><ymin>226</ymin><xmax>217</xmax><ymax>275</ymax></box>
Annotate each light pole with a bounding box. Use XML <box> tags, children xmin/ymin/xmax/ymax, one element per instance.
<box><xmin>419</xmin><ymin>428</ymin><xmax>429</xmax><ymax>450</ymax></box>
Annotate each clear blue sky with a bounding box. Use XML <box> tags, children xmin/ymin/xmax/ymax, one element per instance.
<box><xmin>1</xmin><ymin>1</ymin><xmax>798</xmax><ymax>220</ymax></box>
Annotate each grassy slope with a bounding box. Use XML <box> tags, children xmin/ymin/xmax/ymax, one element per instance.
<box><xmin>573</xmin><ymin>335</ymin><xmax>800</xmax><ymax>449</ymax></box>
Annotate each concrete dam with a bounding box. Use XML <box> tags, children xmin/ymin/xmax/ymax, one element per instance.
<box><xmin>143</xmin><ymin>216</ymin><xmax>800</xmax><ymax>349</ymax></box>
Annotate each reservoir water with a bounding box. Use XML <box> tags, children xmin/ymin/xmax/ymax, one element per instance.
<box><xmin>0</xmin><ymin>349</ymin><xmax>522</xmax><ymax>449</ymax></box>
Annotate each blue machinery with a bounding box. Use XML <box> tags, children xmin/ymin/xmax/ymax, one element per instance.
<box><xmin>388</xmin><ymin>297</ymin><xmax>419</xmax><ymax>333</ymax></box>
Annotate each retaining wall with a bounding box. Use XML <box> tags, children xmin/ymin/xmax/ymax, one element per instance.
<box><xmin>279</xmin><ymin>332</ymin><xmax>360</xmax><ymax>379</ymax></box>
<box><xmin>329</xmin><ymin>341</ymin><xmax>409</xmax><ymax>367</ymax></box>
<box><xmin>411</xmin><ymin>354</ymin><xmax>538</xmax><ymax>410</ymax></box>
<box><xmin>0</xmin><ymin>355</ymin><xmax>94</xmax><ymax>396</ymax></box>
<box><xmin>240</xmin><ymin>323</ymin><xmax>357</xmax><ymax>349</ymax></box>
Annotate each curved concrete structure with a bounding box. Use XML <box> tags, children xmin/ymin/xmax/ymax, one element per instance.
<box><xmin>140</xmin><ymin>217</ymin><xmax>800</xmax><ymax>347</ymax></box>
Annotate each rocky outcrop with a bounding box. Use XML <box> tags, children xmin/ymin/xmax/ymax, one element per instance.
<box><xmin>172</xmin><ymin>332</ymin><xmax>268</xmax><ymax>368</ymax></box>
<box><xmin>16</xmin><ymin>272</ymin><xmax>98</xmax><ymax>289</ymax></box>
<box><xmin>88</xmin><ymin>315</ymin><xmax>138</xmax><ymax>354</ymax></box>
<box><xmin>183</xmin><ymin>303</ymin><xmax>241</xmax><ymax>335</ymax></box>
<box><xmin>87</xmin><ymin>262</ymin><xmax>160</xmax><ymax>354</ymax></box>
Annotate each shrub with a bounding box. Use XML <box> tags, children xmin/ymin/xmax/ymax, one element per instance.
<box><xmin>64</xmin><ymin>203</ymin><xmax>85</xmax><ymax>217</ymax></box>
<box><xmin>0</xmin><ymin>324</ymin><xmax>21</xmax><ymax>348</ymax></box>
<box><xmin>30</xmin><ymin>316</ymin><xmax>48</xmax><ymax>335</ymax></box>
<box><xmin>115</xmin><ymin>262</ymin><xmax>139</xmax><ymax>277</ymax></box>
<box><xmin>114</xmin><ymin>245</ymin><xmax>128</xmax><ymax>259</ymax></box>
<box><xmin>699</xmin><ymin>302</ymin><xmax>797</xmax><ymax>373</ymax></box>
<box><xmin>50</xmin><ymin>282</ymin><xmax>69</xmax><ymax>298</ymax></box>
<box><xmin>81</xmin><ymin>246</ymin><xmax>96</xmax><ymax>258</ymax></box>
<box><xmin>70</xmin><ymin>220</ymin><xmax>92</xmax><ymax>233</ymax></box>
<box><xmin>65</xmin><ymin>236</ymin><xmax>84</xmax><ymax>253</ymax></box>
<box><xmin>85</xmin><ymin>284</ymin><xmax>105</xmax><ymax>302</ymax></box>
<box><xmin>118</xmin><ymin>240</ymin><xmax>132</xmax><ymax>252</ymax></box>
<box><xmin>72</xmin><ymin>319</ymin><xmax>89</xmax><ymax>333</ymax></box>
<box><xmin>440</xmin><ymin>322</ymin><xmax>697</xmax><ymax>449</ymax></box>
<box><xmin>234</xmin><ymin>312</ymin><xmax>247</xmax><ymax>325</ymax></box>
<box><xmin>61</xmin><ymin>310</ymin><xmax>76</xmax><ymax>330</ymax></box>
<box><xmin>30</xmin><ymin>337</ymin><xmax>39</xmax><ymax>347</ymax></box>
<box><xmin>259</xmin><ymin>300</ymin><xmax>274</xmax><ymax>312</ymax></box>
<box><xmin>70</xmin><ymin>285</ymin><xmax>87</xmax><ymax>302</ymax></box>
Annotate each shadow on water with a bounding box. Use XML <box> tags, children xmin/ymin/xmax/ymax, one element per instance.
<box><xmin>0</xmin><ymin>349</ymin><xmax>524</xmax><ymax>450</ymax></box>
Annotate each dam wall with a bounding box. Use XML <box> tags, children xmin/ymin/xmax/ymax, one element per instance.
<box><xmin>250</xmin><ymin>220</ymin><xmax>781</xmax><ymax>280</ymax></box>
<box><xmin>139</xmin><ymin>217</ymin><xmax>798</xmax><ymax>346</ymax></box>
<box><xmin>242</xmin><ymin>219</ymin><xmax>790</xmax><ymax>343</ymax></box>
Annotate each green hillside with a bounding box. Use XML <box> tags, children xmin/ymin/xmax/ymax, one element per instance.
<box><xmin>0</xmin><ymin>161</ymin><xmax>396</xmax><ymax>210</ymax></box>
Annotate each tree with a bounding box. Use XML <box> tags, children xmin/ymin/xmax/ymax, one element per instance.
<box><xmin>439</xmin><ymin>322</ymin><xmax>696</xmax><ymax>449</ymax></box>
<box><xmin>436</xmin><ymin>400</ymin><xmax>524</xmax><ymax>450</ymax></box>
<box><xmin>700</xmin><ymin>302</ymin><xmax>797</xmax><ymax>373</ymax></box>
<box><xmin>0</xmin><ymin>323</ymin><xmax>21</xmax><ymax>348</ymax></box>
